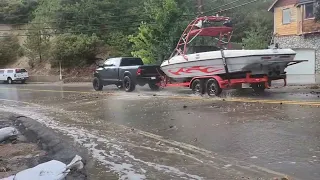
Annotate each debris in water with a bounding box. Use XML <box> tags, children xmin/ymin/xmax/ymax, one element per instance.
<box><xmin>156</xmin><ymin>141</ymin><xmax>163</xmax><ymax>146</ymax></box>
<box><xmin>169</xmin><ymin>125</ymin><xmax>174</xmax><ymax>129</ymax></box>
<box><xmin>183</xmin><ymin>105</ymin><xmax>188</xmax><ymax>109</ymax></box>
<box><xmin>250</xmin><ymin>156</ymin><xmax>258</xmax><ymax>159</ymax></box>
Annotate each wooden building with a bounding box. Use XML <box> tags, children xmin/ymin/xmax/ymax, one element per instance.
<box><xmin>268</xmin><ymin>0</ymin><xmax>320</xmax><ymax>84</ymax></box>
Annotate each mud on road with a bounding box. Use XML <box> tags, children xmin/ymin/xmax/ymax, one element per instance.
<box><xmin>0</xmin><ymin>83</ymin><xmax>319</xmax><ymax>179</ymax></box>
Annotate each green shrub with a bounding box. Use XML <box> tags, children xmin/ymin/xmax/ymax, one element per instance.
<box><xmin>50</xmin><ymin>33</ymin><xmax>104</xmax><ymax>67</ymax></box>
<box><xmin>0</xmin><ymin>34</ymin><xmax>21</xmax><ymax>66</ymax></box>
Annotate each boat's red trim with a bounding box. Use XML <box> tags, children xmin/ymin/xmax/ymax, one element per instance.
<box><xmin>167</xmin><ymin>66</ymin><xmax>224</xmax><ymax>76</ymax></box>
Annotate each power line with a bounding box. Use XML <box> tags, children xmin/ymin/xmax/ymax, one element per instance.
<box><xmin>202</xmin><ymin>0</ymin><xmax>243</xmax><ymax>15</ymax></box>
<box><xmin>0</xmin><ymin>12</ymin><xmax>149</xmax><ymax>21</ymax></box>
<box><xmin>216</xmin><ymin>0</ymin><xmax>262</xmax><ymax>14</ymax></box>
<box><xmin>0</xmin><ymin>17</ymin><xmax>151</xmax><ymax>26</ymax></box>
<box><xmin>0</xmin><ymin>23</ymin><xmax>158</xmax><ymax>37</ymax></box>
<box><xmin>0</xmin><ymin>20</ymin><xmax>149</xmax><ymax>32</ymax></box>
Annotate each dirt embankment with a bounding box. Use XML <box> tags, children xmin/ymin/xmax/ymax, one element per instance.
<box><xmin>7</xmin><ymin>59</ymin><xmax>97</xmax><ymax>83</ymax></box>
<box><xmin>0</xmin><ymin>114</ymin><xmax>88</xmax><ymax>179</ymax></box>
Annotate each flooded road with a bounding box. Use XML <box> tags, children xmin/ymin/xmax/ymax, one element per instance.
<box><xmin>0</xmin><ymin>83</ymin><xmax>319</xmax><ymax>180</ymax></box>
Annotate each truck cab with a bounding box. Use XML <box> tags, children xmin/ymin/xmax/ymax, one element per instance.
<box><xmin>93</xmin><ymin>57</ymin><xmax>162</xmax><ymax>92</ymax></box>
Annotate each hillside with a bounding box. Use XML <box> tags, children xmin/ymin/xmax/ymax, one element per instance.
<box><xmin>1</xmin><ymin>0</ymin><xmax>275</xmax><ymax>76</ymax></box>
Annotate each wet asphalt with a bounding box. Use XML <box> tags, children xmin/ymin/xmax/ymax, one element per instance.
<box><xmin>0</xmin><ymin>83</ymin><xmax>319</xmax><ymax>180</ymax></box>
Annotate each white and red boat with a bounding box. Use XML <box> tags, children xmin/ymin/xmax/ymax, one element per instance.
<box><xmin>160</xmin><ymin>16</ymin><xmax>302</xmax><ymax>82</ymax></box>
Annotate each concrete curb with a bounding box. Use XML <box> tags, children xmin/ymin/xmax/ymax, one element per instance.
<box><xmin>10</xmin><ymin>115</ymin><xmax>90</xmax><ymax>180</ymax></box>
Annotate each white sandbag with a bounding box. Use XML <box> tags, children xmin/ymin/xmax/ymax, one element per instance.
<box><xmin>1</xmin><ymin>155</ymin><xmax>83</xmax><ymax>180</ymax></box>
<box><xmin>0</xmin><ymin>127</ymin><xmax>19</xmax><ymax>142</ymax></box>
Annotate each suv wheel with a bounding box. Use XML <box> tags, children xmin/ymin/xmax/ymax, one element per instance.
<box><xmin>7</xmin><ymin>77</ymin><xmax>12</xmax><ymax>84</ymax></box>
<box><xmin>123</xmin><ymin>76</ymin><xmax>136</xmax><ymax>92</ymax></box>
<box><xmin>93</xmin><ymin>77</ymin><xmax>103</xmax><ymax>91</ymax></box>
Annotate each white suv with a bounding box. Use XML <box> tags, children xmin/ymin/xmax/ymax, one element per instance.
<box><xmin>0</xmin><ymin>68</ymin><xmax>29</xmax><ymax>84</ymax></box>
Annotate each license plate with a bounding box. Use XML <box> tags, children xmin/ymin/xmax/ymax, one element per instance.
<box><xmin>151</xmin><ymin>77</ymin><xmax>156</xmax><ymax>80</ymax></box>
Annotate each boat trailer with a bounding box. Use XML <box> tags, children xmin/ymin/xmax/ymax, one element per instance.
<box><xmin>156</xmin><ymin>58</ymin><xmax>307</xmax><ymax>96</ymax></box>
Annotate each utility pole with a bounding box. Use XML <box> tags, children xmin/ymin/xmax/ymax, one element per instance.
<box><xmin>196</xmin><ymin>0</ymin><xmax>204</xmax><ymax>45</ymax></box>
<box><xmin>197</xmin><ymin>0</ymin><xmax>204</xmax><ymax>15</ymax></box>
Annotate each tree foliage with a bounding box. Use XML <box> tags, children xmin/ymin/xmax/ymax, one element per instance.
<box><xmin>0</xmin><ymin>34</ymin><xmax>21</xmax><ymax>65</ymax></box>
<box><xmin>242</xmin><ymin>23</ymin><xmax>272</xmax><ymax>49</ymax></box>
<box><xmin>0</xmin><ymin>0</ymin><xmax>38</xmax><ymax>24</ymax></box>
<box><xmin>2</xmin><ymin>0</ymin><xmax>276</xmax><ymax>68</ymax></box>
<box><xmin>50</xmin><ymin>34</ymin><xmax>103</xmax><ymax>67</ymax></box>
<box><xmin>129</xmin><ymin>0</ymin><xmax>195</xmax><ymax>64</ymax></box>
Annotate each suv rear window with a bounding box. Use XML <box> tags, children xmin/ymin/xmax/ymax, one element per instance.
<box><xmin>16</xmin><ymin>69</ymin><xmax>27</xmax><ymax>73</ymax></box>
<box><xmin>120</xmin><ymin>58</ymin><xmax>143</xmax><ymax>66</ymax></box>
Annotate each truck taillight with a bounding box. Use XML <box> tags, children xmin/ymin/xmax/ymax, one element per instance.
<box><xmin>137</xmin><ymin>68</ymin><xmax>141</xmax><ymax>75</ymax></box>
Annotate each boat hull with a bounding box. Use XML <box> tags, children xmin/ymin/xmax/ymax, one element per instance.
<box><xmin>160</xmin><ymin>49</ymin><xmax>296</xmax><ymax>80</ymax></box>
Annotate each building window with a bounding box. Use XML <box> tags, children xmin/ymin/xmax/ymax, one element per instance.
<box><xmin>282</xmin><ymin>8</ymin><xmax>291</xmax><ymax>24</ymax></box>
<box><xmin>305</xmin><ymin>3</ymin><xmax>315</xmax><ymax>19</ymax></box>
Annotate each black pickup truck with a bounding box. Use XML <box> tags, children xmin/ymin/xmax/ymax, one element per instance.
<box><xmin>93</xmin><ymin>57</ymin><xmax>162</xmax><ymax>92</ymax></box>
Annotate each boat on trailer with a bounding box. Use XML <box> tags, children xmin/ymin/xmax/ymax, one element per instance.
<box><xmin>158</xmin><ymin>16</ymin><xmax>307</xmax><ymax>96</ymax></box>
<box><xmin>160</xmin><ymin>16</ymin><xmax>303</xmax><ymax>82</ymax></box>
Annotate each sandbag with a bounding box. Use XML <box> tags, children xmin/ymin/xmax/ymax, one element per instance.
<box><xmin>1</xmin><ymin>155</ymin><xmax>83</xmax><ymax>180</ymax></box>
<box><xmin>0</xmin><ymin>127</ymin><xmax>18</xmax><ymax>142</ymax></box>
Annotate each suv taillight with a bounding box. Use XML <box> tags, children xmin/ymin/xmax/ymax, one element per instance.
<box><xmin>137</xmin><ymin>68</ymin><xmax>142</xmax><ymax>76</ymax></box>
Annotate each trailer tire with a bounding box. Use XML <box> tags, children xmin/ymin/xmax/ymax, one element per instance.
<box><xmin>252</xmin><ymin>83</ymin><xmax>265</xmax><ymax>93</ymax></box>
<box><xmin>206</xmin><ymin>78</ymin><xmax>222</xmax><ymax>97</ymax></box>
<box><xmin>123</xmin><ymin>76</ymin><xmax>136</xmax><ymax>92</ymax></box>
<box><xmin>191</xmin><ymin>79</ymin><xmax>204</xmax><ymax>95</ymax></box>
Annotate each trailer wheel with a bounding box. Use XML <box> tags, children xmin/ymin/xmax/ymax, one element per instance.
<box><xmin>191</xmin><ymin>79</ymin><xmax>204</xmax><ymax>95</ymax></box>
<box><xmin>123</xmin><ymin>76</ymin><xmax>136</xmax><ymax>92</ymax></box>
<box><xmin>252</xmin><ymin>83</ymin><xmax>265</xmax><ymax>93</ymax></box>
<box><xmin>206</xmin><ymin>78</ymin><xmax>222</xmax><ymax>97</ymax></box>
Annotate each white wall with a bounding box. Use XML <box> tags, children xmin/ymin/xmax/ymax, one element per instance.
<box><xmin>285</xmin><ymin>48</ymin><xmax>316</xmax><ymax>84</ymax></box>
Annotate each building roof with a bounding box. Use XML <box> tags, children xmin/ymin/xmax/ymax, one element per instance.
<box><xmin>268</xmin><ymin>0</ymin><xmax>314</xmax><ymax>11</ymax></box>
<box><xmin>297</xmin><ymin>0</ymin><xmax>315</xmax><ymax>5</ymax></box>
<box><xmin>268</xmin><ymin>0</ymin><xmax>280</xmax><ymax>12</ymax></box>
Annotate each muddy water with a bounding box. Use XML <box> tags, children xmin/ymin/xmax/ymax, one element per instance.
<box><xmin>0</xmin><ymin>84</ymin><xmax>319</xmax><ymax>179</ymax></box>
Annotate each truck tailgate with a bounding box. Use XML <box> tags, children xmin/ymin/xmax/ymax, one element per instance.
<box><xmin>138</xmin><ymin>65</ymin><xmax>163</xmax><ymax>77</ymax></box>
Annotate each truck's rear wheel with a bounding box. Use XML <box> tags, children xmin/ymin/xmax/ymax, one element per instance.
<box><xmin>206</xmin><ymin>78</ymin><xmax>222</xmax><ymax>97</ymax></box>
<box><xmin>123</xmin><ymin>76</ymin><xmax>136</xmax><ymax>92</ymax></box>
<box><xmin>191</xmin><ymin>79</ymin><xmax>204</xmax><ymax>95</ymax></box>
<box><xmin>148</xmin><ymin>83</ymin><xmax>159</xmax><ymax>91</ymax></box>
<box><xmin>93</xmin><ymin>77</ymin><xmax>103</xmax><ymax>91</ymax></box>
